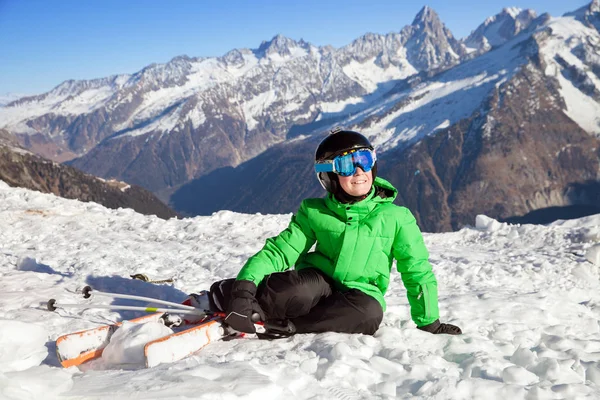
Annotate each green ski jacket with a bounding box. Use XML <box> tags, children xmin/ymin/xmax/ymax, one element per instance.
<box><xmin>237</xmin><ymin>177</ymin><xmax>439</xmax><ymax>327</ymax></box>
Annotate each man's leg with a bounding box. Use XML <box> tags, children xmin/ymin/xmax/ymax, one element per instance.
<box><xmin>256</xmin><ymin>268</ymin><xmax>333</xmax><ymax>319</ymax></box>
<box><xmin>291</xmin><ymin>289</ymin><xmax>383</xmax><ymax>335</ymax></box>
<box><xmin>208</xmin><ymin>268</ymin><xmax>333</xmax><ymax>320</ymax></box>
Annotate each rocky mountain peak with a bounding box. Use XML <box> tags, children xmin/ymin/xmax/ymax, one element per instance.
<box><xmin>7</xmin><ymin>75</ymin><xmax>127</xmax><ymax>107</ymax></box>
<box><xmin>342</xmin><ymin>32</ymin><xmax>385</xmax><ymax>57</ymax></box>
<box><xmin>410</xmin><ymin>5</ymin><xmax>448</xmax><ymax>38</ymax></box>
<box><xmin>256</xmin><ymin>34</ymin><xmax>306</xmax><ymax>58</ymax></box>
<box><xmin>411</xmin><ymin>5</ymin><xmax>440</xmax><ymax>27</ymax></box>
<box><xmin>221</xmin><ymin>48</ymin><xmax>246</xmax><ymax>66</ymax></box>
<box><xmin>401</xmin><ymin>5</ymin><xmax>464</xmax><ymax>71</ymax></box>
<box><xmin>131</xmin><ymin>55</ymin><xmax>198</xmax><ymax>88</ymax></box>
<box><xmin>464</xmin><ymin>7</ymin><xmax>537</xmax><ymax>53</ymax></box>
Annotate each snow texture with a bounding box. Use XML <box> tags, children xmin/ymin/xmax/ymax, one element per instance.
<box><xmin>0</xmin><ymin>180</ymin><xmax>599</xmax><ymax>399</ymax></box>
<box><xmin>102</xmin><ymin>321</ymin><xmax>173</xmax><ymax>366</ymax></box>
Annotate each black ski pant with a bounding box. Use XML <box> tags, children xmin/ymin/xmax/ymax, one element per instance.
<box><xmin>208</xmin><ymin>268</ymin><xmax>383</xmax><ymax>335</ymax></box>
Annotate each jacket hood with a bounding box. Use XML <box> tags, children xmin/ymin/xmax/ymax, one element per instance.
<box><xmin>372</xmin><ymin>177</ymin><xmax>397</xmax><ymax>203</ymax></box>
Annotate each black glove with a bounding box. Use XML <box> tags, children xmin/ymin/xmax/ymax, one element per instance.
<box><xmin>224</xmin><ymin>280</ymin><xmax>265</xmax><ymax>333</ymax></box>
<box><xmin>418</xmin><ymin>319</ymin><xmax>462</xmax><ymax>335</ymax></box>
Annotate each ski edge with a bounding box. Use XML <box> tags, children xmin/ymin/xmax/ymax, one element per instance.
<box><xmin>56</xmin><ymin>312</ymin><xmax>165</xmax><ymax>368</ymax></box>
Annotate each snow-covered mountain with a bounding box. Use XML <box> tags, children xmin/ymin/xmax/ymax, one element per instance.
<box><xmin>173</xmin><ymin>4</ymin><xmax>600</xmax><ymax>231</ymax></box>
<box><xmin>0</xmin><ymin>6</ymin><xmax>470</xmax><ymax>192</ymax></box>
<box><xmin>1</xmin><ymin>181</ymin><xmax>600</xmax><ymax>398</ymax></box>
<box><xmin>1</xmin><ymin>3</ymin><xmax>599</xmax><ymax>231</ymax></box>
<box><xmin>463</xmin><ymin>7</ymin><xmax>539</xmax><ymax>54</ymax></box>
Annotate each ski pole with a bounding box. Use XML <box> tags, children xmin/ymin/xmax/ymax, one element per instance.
<box><xmin>81</xmin><ymin>286</ymin><xmax>198</xmax><ymax>311</ymax></box>
<box><xmin>47</xmin><ymin>299</ymin><xmax>208</xmax><ymax>316</ymax></box>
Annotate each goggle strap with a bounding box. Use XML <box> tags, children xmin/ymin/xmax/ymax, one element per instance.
<box><xmin>315</xmin><ymin>161</ymin><xmax>334</xmax><ymax>173</ymax></box>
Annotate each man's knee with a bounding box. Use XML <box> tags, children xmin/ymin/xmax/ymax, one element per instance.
<box><xmin>258</xmin><ymin>272</ymin><xmax>314</xmax><ymax>318</ymax></box>
<box><xmin>345</xmin><ymin>290</ymin><xmax>384</xmax><ymax>335</ymax></box>
<box><xmin>257</xmin><ymin>269</ymin><xmax>332</xmax><ymax>319</ymax></box>
<box><xmin>208</xmin><ymin>278</ymin><xmax>236</xmax><ymax>312</ymax></box>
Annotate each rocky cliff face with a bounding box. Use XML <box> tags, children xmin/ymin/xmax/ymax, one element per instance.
<box><xmin>0</xmin><ymin>131</ymin><xmax>177</xmax><ymax>219</ymax></box>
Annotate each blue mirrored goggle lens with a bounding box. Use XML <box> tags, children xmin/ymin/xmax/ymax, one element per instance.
<box><xmin>334</xmin><ymin>150</ymin><xmax>375</xmax><ymax>176</ymax></box>
<box><xmin>314</xmin><ymin>149</ymin><xmax>376</xmax><ymax>176</ymax></box>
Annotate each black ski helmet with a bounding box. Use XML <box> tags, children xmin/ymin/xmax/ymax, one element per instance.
<box><xmin>315</xmin><ymin>128</ymin><xmax>377</xmax><ymax>193</ymax></box>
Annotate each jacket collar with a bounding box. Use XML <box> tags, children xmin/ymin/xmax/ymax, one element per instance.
<box><xmin>324</xmin><ymin>177</ymin><xmax>397</xmax><ymax>218</ymax></box>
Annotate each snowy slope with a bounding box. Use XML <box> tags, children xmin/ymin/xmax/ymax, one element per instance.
<box><xmin>1</xmin><ymin>181</ymin><xmax>600</xmax><ymax>399</ymax></box>
<box><xmin>540</xmin><ymin>16</ymin><xmax>600</xmax><ymax>135</ymax></box>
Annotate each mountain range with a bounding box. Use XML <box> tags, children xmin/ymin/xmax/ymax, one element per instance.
<box><xmin>1</xmin><ymin>2</ymin><xmax>599</xmax><ymax>231</ymax></box>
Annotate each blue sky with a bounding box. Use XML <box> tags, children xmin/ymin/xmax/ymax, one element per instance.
<box><xmin>0</xmin><ymin>0</ymin><xmax>590</xmax><ymax>95</ymax></box>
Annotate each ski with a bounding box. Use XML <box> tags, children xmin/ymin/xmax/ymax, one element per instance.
<box><xmin>55</xmin><ymin>313</ymin><xmax>234</xmax><ymax>368</ymax></box>
<box><xmin>50</xmin><ymin>286</ymin><xmax>219</xmax><ymax>368</ymax></box>
<box><xmin>55</xmin><ymin>312</ymin><xmax>166</xmax><ymax>368</ymax></box>
<box><xmin>144</xmin><ymin>314</ymin><xmax>230</xmax><ymax>368</ymax></box>
<box><xmin>50</xmin><ymin>287</ymin><xmax>288</xmax><ymax>368</ymax></box>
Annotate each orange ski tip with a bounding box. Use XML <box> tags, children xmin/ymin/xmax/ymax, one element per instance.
<box><xmin>59</xmin><ymin>349</ymin><xmax>104</xmax><ymax>368</ymax></box>
<box><xmin>56</xmin><ymin>326</ymin><xmax>113</xmax><ymax>368</ymax></box>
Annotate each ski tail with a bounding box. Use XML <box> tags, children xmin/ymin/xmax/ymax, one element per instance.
<box><xmin>144</xmin><ymin>315</ymin><xmax>228</xmax><ymax>368</ymax></box>
<box><xmin>55</xmin><ymin>312</ymin><xmax>165</xmax><ymax>368</ymax></box>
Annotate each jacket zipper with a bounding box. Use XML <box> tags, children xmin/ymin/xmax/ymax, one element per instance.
<box><xmin>421</xmin><ymin>284</ymin><xmax>431</xmax><ymax>320</ymax></box>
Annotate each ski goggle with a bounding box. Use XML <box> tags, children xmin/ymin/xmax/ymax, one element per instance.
<box><xmin>314</xmin><ymin>148</ymin><xmax>376</xmax><ymax>177</ymax></box>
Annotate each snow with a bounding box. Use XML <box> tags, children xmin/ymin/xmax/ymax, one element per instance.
<box><xmin>505</xmin><ymin>7</ymin><xmax>523</xmax><ymax>19</ymax></box>
<box><xmin>0</xmin><ymin>320</ymin><xmax>47</xmax><ymax>372</ymax></box>
<box><xmin>0</xmin><ymin>80</ymin><xmax>121</xmax><ymax>135</ymax></box>
<box><xmin>540</xmin><ymin>17</ymin><xmax>600</xmax><ymax>136</ymax></box>
<box><xmin>53</xmin><ymin>86</ymin><xmax>115</xmax><ymax>114</ymax></box>
<box><xmin>117</xmin><ymin>103</ymin><xmax>186</xmax><ymax>138</ymax></box>
<box><xmin>478</xmin><ymin>17</ymin><xmax>507</xmax><ymax>48</ymax></box>
<box><xmin>1</xmin><ymin>181</ymin><xmax>600</xmax><ymax>398</ymax></box>
<box><xmin>318</xmin><ymin>96</ymin><xmax>366</xmax><ymax>116</ymax></box>
<box><xmin>102</xmin><ymin>321</ymin><xmax>173</xmax><ymax>365</ymax></box>
<box><xmin>242</xmin><ymin>89</ymin><xmax>278</xmax><ymax>130</ymax></box>
<box><xmin>342</xmin><ymin>57</ymin><xmax>417</xmax><ymax>93</ymax></box>
<box><xmin>367</xmin><ymin>70</ymin><xmax>514</xmax><ymax>151</ymax></box>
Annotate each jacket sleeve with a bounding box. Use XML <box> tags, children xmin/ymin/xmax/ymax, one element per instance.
<box><xmin>236</xmin><ymin>201</ymin><xmax>316</xmax><ymax>285</ymax></box>
<box><xmin>392</xmin><ymin>208</ymin><xmax>439</xmax><ymax>327</ymax></box>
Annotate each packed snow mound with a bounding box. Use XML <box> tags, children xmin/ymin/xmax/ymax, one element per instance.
<box><xmin>0</xmin><ymin>320</ymin><xmax>47</xmax><ymax>372</ymax></box>
<box><xmin>102</xmin><ymin>321</ymin><xmax>173</xmax><ymax>365</ymax></box>
<box><xmin>0</xmin><ymin>366</ymin><xmax>74</xmax><ymax>400</ymax></box>
<box><xmin>1</xmin><ymin>181</ymin><xmax>600</xmax><ymax>398</ymax></box>
<box><xmin>586</xmin><ymin>244</ymin><xmax>600</xmax><ymax>266</ymax></box>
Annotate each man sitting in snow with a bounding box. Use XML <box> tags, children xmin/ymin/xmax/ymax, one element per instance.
<box><xmin>192</xmin><ymin>128</ymin><xmax>462</xmax><ymax>337</ymax></box>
